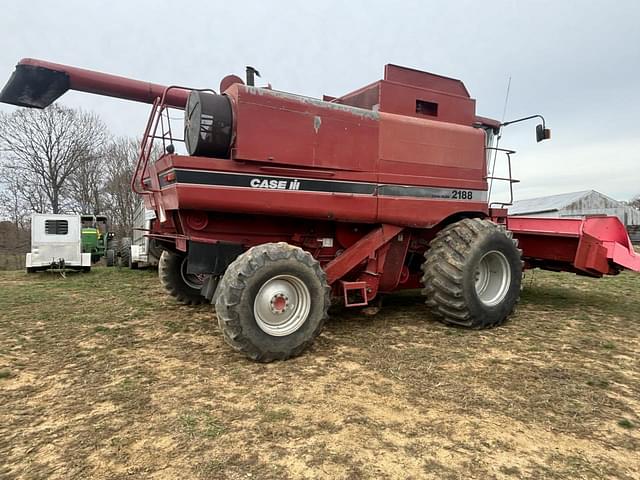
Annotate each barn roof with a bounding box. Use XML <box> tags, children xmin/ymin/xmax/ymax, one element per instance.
<box><xmin>509</xmin><ymin>190</ymin><xmax>596</xmax><ymax>215</ymax></box>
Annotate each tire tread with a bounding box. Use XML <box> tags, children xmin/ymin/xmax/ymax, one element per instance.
<box><xmin>215</xmin><ymin>242</ymin><xmax>330</xmax><ymax>362</ymax></box>
<box><xmin>421</xmin><ymin>218</ymin><xmax>521</xmax><ymax>329</ymax></box>
<box><xmin>159</xmin><ymin>251</ymin><xmax>206</xmax><ymax>305</ymax></box>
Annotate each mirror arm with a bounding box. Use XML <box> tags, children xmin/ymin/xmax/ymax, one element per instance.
<box><xmin>501</xmin><ymin>114</ymin><xmax>546</xmax><ymax>129</ymax></box>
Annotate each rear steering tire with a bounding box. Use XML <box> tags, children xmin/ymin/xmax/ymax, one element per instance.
<box><xmin>421</xmin><ymin>218</ymin><xmax>522</xmax><ymax>329</ymax></box>
<box><xmin>215</xmin><ymin>242</ymin><xmax>330</xmax><ymax>362</ymax></box>
<box><xmin>159</xmin><ymin>251</ymin><xmax>206</xmax><ymax>305</ymax></box>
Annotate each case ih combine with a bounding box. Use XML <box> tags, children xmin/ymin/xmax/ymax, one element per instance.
<box><xmin>2</xmin><ymin>59</ymin><xmax>638</xmax><ymax>361</ymax></box>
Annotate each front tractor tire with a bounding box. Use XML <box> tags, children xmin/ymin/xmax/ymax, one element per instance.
<box><xmin>159</xmin><ymin>251</ymin><xmax>206</xmax><ymax>305</ymax></box>
<box><xmin>119</xmin><ymin>237</ymin><xmax>132</xmax><ymax>268</ymax></box>
<box><xmin>421</xmin><ymin>218</ymin><xmax>522</xmax><ymax>329</ymax></box>
<box><xmin>215</xmin><ymin>242</ymin><xmax>330</xmax><ymax>362</ymax></box>
<box><xmin>106</xmin><ymin>249</ymin><xmax>115</xmax><ymax>267</ymax></box>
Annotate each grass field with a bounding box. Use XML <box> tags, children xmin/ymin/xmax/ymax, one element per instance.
<box><xmin>0</xmin><ymin>267</ymin><xmax>638</xmax><ymax>479</ymax></box>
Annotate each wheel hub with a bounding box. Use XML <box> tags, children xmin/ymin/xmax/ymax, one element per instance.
<box><xmin>180</xmin><ymin>257</ymin><xmax>205</xmax><ymax>290</ymax></box>
<box><xmin>474</xmin><ymin>250</ymin><xmax>511</xmax><ymax>307</ymax></box>
<box><xmin>254</xmin><ymin>274</ymin><xmax>311</xmax><ymax>336</ymax></box>
<box><xmin>270</xmin><ymin>293</ymin><xmax>289</xmax><ymax>314</ymax></box>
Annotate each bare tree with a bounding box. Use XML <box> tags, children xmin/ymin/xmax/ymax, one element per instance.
<box><xmin>103</xmin><ymin>137</ymin><xmax>140</xmax><ymax>237</ymax></box>
<box><xmin>0</xmin><ymin>105</ymin><xmax>108</xmax><ymax>214</ymax></box>
<box><xmin>0</xmin><ymin>102</ymin><xmax>149</xmax><ymax>239</ymax></box>
<box><xmin>0</xmin><ymin>160</ymin><xmax>32</xmax><ymax>261</ymax></box>
<box><xmin>630</xmin><ymin>195</ymin><xmax>640</xmax><ymax>210</ymax></box>
<box><xmin>0</xmin><ymin>162</ymin><xmax>29</xmax><ymax>231</ymax></box>
<box><xmin>68</xmin><ymin>149</ymin><xmax>105</xmax><ymax>214</ymax></box>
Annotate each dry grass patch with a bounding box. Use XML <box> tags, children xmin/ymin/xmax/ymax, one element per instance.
<box><xmin>0</xmin><ymin>267</ymin><xmax>638</xmax><ymax>479</ymax></box>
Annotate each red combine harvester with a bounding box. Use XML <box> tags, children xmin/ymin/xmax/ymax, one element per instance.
<box><xmin>2</xmin><ymin>59</ymin><xmax>638</xmax><ymax>361</ymax></box>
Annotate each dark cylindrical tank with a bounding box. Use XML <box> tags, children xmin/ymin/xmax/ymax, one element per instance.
<box><xmin>184</xmin><ymin>91</ymin><xmax>233</xmax><ymax>157</ymax></box>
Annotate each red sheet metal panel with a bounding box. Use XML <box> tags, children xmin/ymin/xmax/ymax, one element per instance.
<box><xmin>581</xmin><ymin>216</ymin><xmax>640</xmax><ymax>271</ymax></box>
<box><xmin>378</xmin><ymin>111</ymin><xmax>486</xmax><ymax>175</ymax></box>
<box><xmin>508</xmin><ymin>216</ymin><xmax>640</xmax><ymax>275</ymax></box>
<box><xmin>384</xmin><ymin>64</ymin><xmax>470</xmax><ymax>97</ymax></box>
<box><xmin>229</xmin><ymin>84</ymin><xmax>379</xmax><ymax>172</ymax></box>
<box><xmin>379</xmin><ymin>80</ymin><xmax>476</xmax><ymax>125</ymax></box>
<box><xmin>324</xmin><ymin>224</ymin><xmax>404</xmax><ymax>284</ymax></box>
<box><xmin>332</xmin><ymin>81</ymin><xmax>381</xmax><ymax>110</ymax></box>
<box><xmin>166</xmin><ymin>185</ymin><xmax>378</xmax><ymax>224</ymax></box>
<box><xmin>378</xmin><ymin>198</ymin><xmax>488</xmax><ymax>228</ymax></box>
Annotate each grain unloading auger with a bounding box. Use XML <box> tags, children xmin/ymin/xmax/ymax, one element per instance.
<box><xmin>3</xmin><ymin>58</ymin><xmax>638</xmax><ymax>361</ymax></box>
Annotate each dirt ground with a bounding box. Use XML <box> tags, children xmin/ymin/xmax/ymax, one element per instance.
<box><xmin>0</xmin><ymin>267</ymin><xmax>638</xmax><ymax>479</ymax></box>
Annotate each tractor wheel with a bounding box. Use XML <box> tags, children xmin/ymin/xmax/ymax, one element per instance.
<box><xmin>421</xmin><ymin>218</ymin><xmax>522</xmax><ymax>329</ymax></box>
<box><xmin>148</xmin><ymin>239</ymin><xmax>163</xmax><ymax>262</ymax></box>
<box><xmin>158</xmin><ymin>251</ymin><xmax>206</xmax><ymax>305</ymax></box>
<box><xmin>215</xmin><ymin>242</ymin><xmax>330</xmax><ymax>362</ymax></box>
<box><xmin>106</xmin><ymin>249</ymin><xmax>115</xmax><ymax>267</ymax></box>
<box><xmin>119</xmin><ymin>237</ymin><xmax>132</xmax><ymax>268</ymax></box>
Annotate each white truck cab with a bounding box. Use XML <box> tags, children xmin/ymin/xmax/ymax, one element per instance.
<box><xmin>26</xmin><ymin>213</ymin><xmax>92</xmax><ymax>272</ymax></box>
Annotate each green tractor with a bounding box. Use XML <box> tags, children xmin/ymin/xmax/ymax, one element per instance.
<box><xmin>81</xmin><ymin>215</ymin><xmax>116</xmax><ymax>266</ymax></box>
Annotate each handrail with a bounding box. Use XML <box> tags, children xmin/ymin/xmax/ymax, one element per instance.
<box><xmin>131</xmin><ymin>85</ymin><xmax>218</xmax><ymax>196</ymax></box>
<box><xmin>485</xmin><ymin>147</ymin><xmax>519</xmax><ymax>208</ymax></box>
<box><xmin>131</xmin><ymin>97</ymin><xmax>161</xmax><ymax>194</ymax></box>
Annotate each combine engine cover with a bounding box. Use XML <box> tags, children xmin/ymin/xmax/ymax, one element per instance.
<box><xmin>151</xmin><ymin>67</ymin><xmax>489</xmax><ymax>228</ymax></box>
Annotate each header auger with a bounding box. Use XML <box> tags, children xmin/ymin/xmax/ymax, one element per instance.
<box><xmin>2</xmin><ymin>58</ymin><xmax>638</xmax><ymax>361</ymax></box>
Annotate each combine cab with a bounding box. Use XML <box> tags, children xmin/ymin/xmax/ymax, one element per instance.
<box><xmin>2</xmin><ymin>58</ymin><xmax>638</xmax><ymax>361</ymax></box>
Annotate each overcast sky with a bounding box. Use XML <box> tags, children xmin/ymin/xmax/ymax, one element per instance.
<box><xmin>1</xmin><ymin>0</ymin><xmax>639</xmax><ymax>201</ymax></box>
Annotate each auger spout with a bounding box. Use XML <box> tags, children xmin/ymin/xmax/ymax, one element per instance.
<box><xmin>0</xmin><ymin>58</ymin><xmax>189</xmax><ymax>109</ymax></box>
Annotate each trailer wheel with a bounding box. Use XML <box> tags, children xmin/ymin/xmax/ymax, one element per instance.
<box><xmin>215</xmin><ymin>242</ymin><xmax>330</xmax><ymax>362</ymax></box>
<box><xmin>158</xmin><ymin>251</ymin><xmax>206</xmax><ymax>305</ymax></box>
<box><xmin>421</xmin><ymin>218</ymin><xmax>522</xmax><ymax>329</ymax></box>
<box><xmin>106</xmin><ymin>249</ymin><xmax>115</xmax><ymax>267</ymax></box>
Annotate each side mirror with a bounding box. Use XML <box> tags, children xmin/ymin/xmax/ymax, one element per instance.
<box><xmin>536</xmin><ymin>124</ymin><xmax>551</xmax><ymax>142</ymax></box>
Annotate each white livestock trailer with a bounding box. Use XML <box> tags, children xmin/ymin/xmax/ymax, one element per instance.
<box><xmin>26</xmin><ymin>213</ymin><xmax>92</xmax><ymax>272</ymax></box>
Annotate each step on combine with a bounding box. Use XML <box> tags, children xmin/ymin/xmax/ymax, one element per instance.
<box><xmin>2</xmin><ymin>58</ymin><xmax>638</xmax><ymax>361</ymax></box>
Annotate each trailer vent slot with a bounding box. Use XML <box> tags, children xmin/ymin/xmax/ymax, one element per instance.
<box><xmin>416</xmin><ymin>99</ymin><xmax>438</xmax><ymax>117</ymax></box>
<box><xmin>45</xmin><ymin>219</ymin><xmax>68</xmax><ymax>235</ymax></box>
